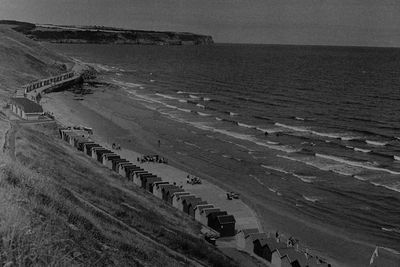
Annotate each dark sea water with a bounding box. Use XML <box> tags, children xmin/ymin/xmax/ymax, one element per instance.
<box><xmin>49</xmin><ymin>43</ymin><xmax>400</xmax><ymax>256</ymax></box>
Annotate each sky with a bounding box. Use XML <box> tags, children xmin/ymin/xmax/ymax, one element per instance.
<box><xmin>1</xmin><ymin>0</ymin><xmax>400</xmax><ymax>47</ymax></box>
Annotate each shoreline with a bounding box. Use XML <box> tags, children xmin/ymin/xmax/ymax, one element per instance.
<box><xmin>40</xmin><ymin>80</ymin><xmax>356</xmax><ymax>266</ymax></box>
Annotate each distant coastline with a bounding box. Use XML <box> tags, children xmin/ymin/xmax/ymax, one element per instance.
<box><xmin>0</xmin><ymin>20</ymin><xmax>214</xmax><ymax>46</ymax></box>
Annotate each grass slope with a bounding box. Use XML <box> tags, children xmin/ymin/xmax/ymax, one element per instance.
<box><xmin>0</xmin><ymin>25</ymin><xmax>71</xmax><ymax>94</ymax></box>
<box><xmin>0</xmin><ymin>121</ymin><xmax>237</xmax><ymax>266</ymax></box>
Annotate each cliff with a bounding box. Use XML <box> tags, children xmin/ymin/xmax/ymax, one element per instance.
<box><xmin>0</xmin><ymin>20</ymin><xmax>214</xmax><ymax>45</ymax></box>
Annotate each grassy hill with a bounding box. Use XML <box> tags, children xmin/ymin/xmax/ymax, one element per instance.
<box><xmin>0</xmin><ymin>25</ymin><xmax>71</xmax><ymax>97</ymax></box>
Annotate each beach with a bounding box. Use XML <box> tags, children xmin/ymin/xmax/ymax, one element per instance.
<box><xmin>41</xmin><ymin>79</ymin><xmax>375</xmax><ymax>267</ymax></box>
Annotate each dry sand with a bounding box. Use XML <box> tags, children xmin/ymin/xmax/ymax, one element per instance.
<box><xmin>40</xmin><ymin>83</ymin><xmax>370</xmax><ymax>267</ymax></box>
<box><xmin>41</xmin><ymin>89</ymin><xmax>262</xmax><ymax>238</ymax></box>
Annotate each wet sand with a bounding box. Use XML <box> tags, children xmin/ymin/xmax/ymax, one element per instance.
<box><xmin>41</xmin><ymin>84</ymin><xmax>374</xmax><ymax>267</ymax></box>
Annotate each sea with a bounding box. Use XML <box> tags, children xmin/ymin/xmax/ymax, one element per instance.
<box><xmin>48</xmin><ymin>43</ymin><xmax>400</xmax><ymax>255</ymax></box>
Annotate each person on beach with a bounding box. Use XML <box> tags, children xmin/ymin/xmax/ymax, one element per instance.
<box><xmin>158</xmin><ymin>140</ymin><xmax>161</xmax><ymax>147</ymax></box>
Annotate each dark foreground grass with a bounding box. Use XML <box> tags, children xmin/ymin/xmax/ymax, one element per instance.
<box><xmin>3</xmin><ymin>121</ymin><xmax>238</xmax><ymax>267</ymax></box>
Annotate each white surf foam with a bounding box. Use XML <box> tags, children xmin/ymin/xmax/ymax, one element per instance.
<box><xmin>155</xmin><ymin>93</ymin><xmax>181</xmax><ymax>100</ymax></box>
<box><xmin>353</xmin><ymin>147</ymin><xmax>371</xmax><ymax>153</ymax></box>
<box><xmin>249</xmin><ymin>175</ymin><xmax>265</xmax><ymax>186</ymax></box>
<box><xmin>303</xmin><ymin>195</ymin><xmax>320</xmax><ymax>203</ymax></box>
<box><xmin>238</xmin><ymin>122</ymin><xmax>255</xmax><ymax>129</ymax></box>
<box><xmin>316</xmin><ymin>153</ymin><xmax>400</xmax><ymax>175</ymax></box>
<box><xmin>261</xmin><ymin>165</ymin><xmax>289</xmax><ymax>174</ymax></box>
<box><xmin>196</xmin><ymin>103</ymin><xmax>205</xmax><ymax>109</ymax></box>
<box><xmin>366</xmin><ymin>140</ymin><xmax>387</xmax><ymax>146</ymax></box>
<box><xmin>292</xmin><ymin>173</ymin><xmax>316</xmax><ymax>183</ymax></box>
<box><xmin>197</xmin><ymin>112</ymin><xmax>211</xmax><ymax>117</ymax></box>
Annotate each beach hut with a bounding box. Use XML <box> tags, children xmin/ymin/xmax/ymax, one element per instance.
<box><xmin>194</xmin><ymin>204</ymin><xmax>214</xmax><ymax>222</ymax></box>
<box><xmin>175</xmin><ymin>195</ymin><xmax>196</xmax><ymax>212</ymax></box>
<box><xmin>144</xmin><ymin>177</ymin><xmax>163</xmax><ymax>193</ymax></box>
<box><xmin>117</xmin><ymin>162</ymin><xmax>134</xmax><ymax>177</ymax></box>
<box><xmin>160</xmin><ymin>184</ymin><xmax>179</xmax><ymax>201</ymax></box>
<box><xmin>95</xmin><ymin>149</ymin><xmax>112</xmax><ymax>162</ymax></box>
<box><xmin>76</xmin><ymin>140</ymin><xmax>93</xmax><ymax>152</ymax></box>
<box><xmin>214</xmin><ymin>215</ymin><xmax>236</xmax><ymax>237</ymax></box>
<box><xmin>131</xmin><ymin>170</ymin><xmax>148</xmax><ymax>184</ymax></box>
<box><xmin>123</xmin><ymin>165</ymin><xmax>142</xmax><ymax>180</ymax></box>
<box><xmin>152</xmin><ymin>181</ymin><xmax>169</xmax><ymax>195</ymax></box>
<box><xmin>91</xmin><ymin>146</ymin><xmax>105</xmax><ymax>160</ymax></box>
<box><xmin>240</xmin><ymin>232</ymin><xmax>269</xmax><ymax>254</ymax></box>
<box><xmin>84</xmin><ymin>143</ymin><xmax>101</xmax><ymax>157</ymax></box>
<box><xmin>253</xmin><ymin>237</ymin><xmax>286</xmax><ymax>262</ymax></box>
<box><xmin>199</xmin><ymin>208</ymin><xmax>220</xmax><ymax>226</ymax></box>
<box><xmin>163</xmin><ymin>186</ymin><xmax>184</xmax><ymax>204</ymax></box>
<box><xmin>171</xmin><ymin>192</ymin><xmax>191</xmax><ymax>208</ymax></box>
<box><xmin>273</xmin><ymin>247</ymin><xmax>309</xmax><ymax>267</ymax></box>
<box><xmin>135</xmin><ymin>172</ymin><xmax>153</xmax><ymax>186</ymax></box>
<box><xmin>236</xmin><ymin>228</ymin><xmax>260</xmax><ymax>251</ymax></box>
<box><xmin>153</xmin><ymin>183</ymin><xmax>171</xmax><ymax>199</ymax></box>
<box><xmin>206</xmin><ymin>211</ymin><xmax>228</xmax><ymax>228</ymax></box>
<box><xmin>101</xmin><ymin>153</ymin><xmax>119</xmax><ymax>167</ymax></box>
<box><xmin>142</xmin><ymin>176</ymin><xmax>162</xmax><ymax>192</ymax></box>
<box><xmin>111</xmin><ymin>158</ymin><xmax>127</xmax><ymax>172</ymax></box>
<box><xmin>186</xmin><ymin>198</ymin><xmax>207</xmax><ymax>217</ymax></box>
<box><xmin>139</xmin><ymin>174</ymin><xmax>157</xmax><ymax>188</ymax></box>
<box><xmin>73</xmin><ymin>136</ymin><xmax>89</xmax><ymax>150</ymax></box>
<box><xmin>9</xmin><ymin>97</ymin><xmax>43</xmax><ymax>120</ymax></box>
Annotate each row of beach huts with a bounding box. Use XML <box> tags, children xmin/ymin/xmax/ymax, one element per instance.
<box><xmin>59</xmin><ymin>128</ymin><xmax>236</xmax><ymax>238</ymax></box>
<box><xmin>59</xmin><ymin>127</ymin><xmax>332</xmax><ymax>267</ymax></box>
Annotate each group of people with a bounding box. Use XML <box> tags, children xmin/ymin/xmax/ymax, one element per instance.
<box><xmin>137</xmin><ymin>155</ymin><xmax>168</xmax><ymax>164</ymax></box>
<box><xmin>112</xmin><ymin>143</ymin><xmax>121</xmax><ymax>150</ymax></box>
<box><xmin>186</xmin><ymin>175</ymin><xmax>202</xmax><ymax>185</ymax></box>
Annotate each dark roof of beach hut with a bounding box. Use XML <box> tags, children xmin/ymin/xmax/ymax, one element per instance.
<box><xmin>217</xmin><ymin>214</ymin><xmax>236</xmax><ymax>224</ymax></box>
<box><xmin>179</xmin><ymin>195</ymin><xmax>197</xmax><ymax>202</ymax></box>
<box><xmin>246</xmin><ymin>233</ymin><xmax>269</xmax><ymax>242</ymax></box>
<box><xmin>118</xmin><ymin>161</ymin><xmax>133</xmax><ymax>167</ymax></box>
<box><xmin>240</xmin><ymin>228</ymin><xmax>259</xmax><ymax>237</ymax></box>
<box><xmin>165</xmin><ymin>186</ymin><xmax>184</xmax><ymax>195</ymax></box>
<box><xmin>202</xmin><ymin>208</ymin><xmax>220</xmax><ymax>216</ymax></box>
<box><xmin>144</xmin><ymin>176</ymin><xmax>162</xmax><ymax>184</ymax></box>
<box><xmin>195</xmin><ymin>204</ymin><xmax>214</xmax><ymax>212</ymax></box>
<box><xmin>278</xmin><ymin>248</ymin><xmax>308</xmax><ymax>267</ymax></box>
<box><xmin>85</xmin><ymin>143</ymin><xmax>101</xmax><ymax>149</ymax></box>
<box><xmin>112</xmin><ymin>158</ymin><xmax>128</xmax><ymax>164</ymax></box>
<box><xmin>124</xmin><ymin>165</ymin><xmax>141</xmax><ymax>171</ymax></box>
<box><xmin>186</xmin><ymin>197</ymin><xmax>205</xmax><ymax>207</ymax></box>
<box><xmin>10</xmin><ymin>98</ymin><xmax>43</xmax><ymax>113</ymax></box>
<box><xmin>106</xmin><ymin>155</ymin><xmax>121</xmax><ymax>160</ymax></box>
<box><xmin>207</xmin><ymin>211</ymin><xmax>228</xmax><ymax>220</ymax></box>
<box><xmin>96</xmin><ymin>149</ymin><xmax>112</xmax><ymax>156</ymax></box>
<box><xmin>255</xmin><ymin>237</ymin><xmax>285</xmax><ymax>251</ymax></box>
<box><xmin>138</xmin><ymin>172</ymin><xmax>154</xmax><ymax>178</ymax></box>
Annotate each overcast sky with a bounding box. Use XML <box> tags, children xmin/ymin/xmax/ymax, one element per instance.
<box><xmin>1</xmin><ymin>0</ymin><xmax>400</xmax><ymax>47</ymax></box>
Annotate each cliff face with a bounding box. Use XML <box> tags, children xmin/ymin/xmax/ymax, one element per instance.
<box><xmin>0</xmin><ymin>21</ymin><xmax>214</xmax><ymax>46</ymax></box>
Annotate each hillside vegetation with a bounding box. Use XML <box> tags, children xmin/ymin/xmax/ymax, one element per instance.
<box><xmin>0</xmin><ymin>25</ymin><xmax>71</xmax><ymax>96</ymax></box>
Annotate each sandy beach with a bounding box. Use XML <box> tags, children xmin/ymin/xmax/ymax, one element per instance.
<box><xmin>38</xmin><ymin>78</ymin><xmax>380</xmax><ymax>267</ymax></box>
